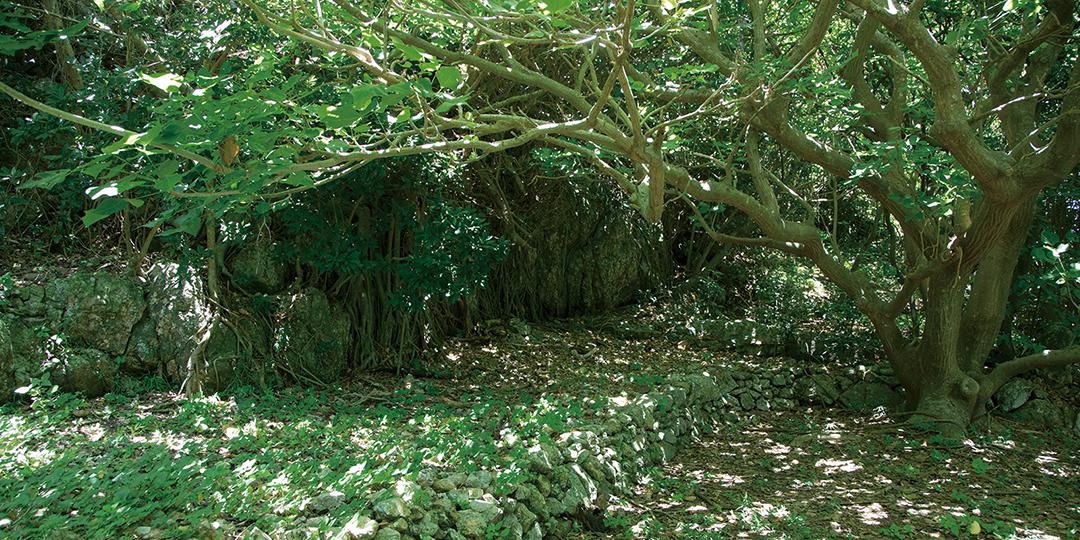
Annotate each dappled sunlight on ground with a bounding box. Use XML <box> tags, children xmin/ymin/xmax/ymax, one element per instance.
<box><xmin>2</xmin><ymin>318</ymin><xmax>1076</xmax><ymax>539</ymax></box>
<box><xmin>588</xmin><ymin>410</ymin><xmax>1079</xmax><ymax>539</ymax></box>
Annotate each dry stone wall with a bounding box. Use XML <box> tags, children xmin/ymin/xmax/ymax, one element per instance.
<box><xmin>262</xmin><ymin>363</ymin><xmax>1078</xmax><ymax>540</ymax></box>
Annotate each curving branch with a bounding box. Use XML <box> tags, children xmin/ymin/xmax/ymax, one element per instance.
<box><xmin>0</xmin><ymin>80</ymin><xmax>224</xmax><ymax>173</ymax></box>
<box><xmin>847</xmin><ymin>0</ymin><xmax>1015</xmax><ymax>198</ymax></box>
<box><xmin>979</xmin><ymin>346</ymin><xmax>1080</xmax><ymax>403</ymax></box>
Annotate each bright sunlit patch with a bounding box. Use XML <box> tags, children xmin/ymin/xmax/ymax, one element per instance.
<box><xmin>815</xmin><ymin>458</ymin><xmax>862</xmax><ymax>474</ymax></box>
<box><xmin>856</xmin><ymin>502</ymin><xmax>888</xmax><ymax>525</ymax></box>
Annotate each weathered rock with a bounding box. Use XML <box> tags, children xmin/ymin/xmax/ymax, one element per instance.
<box><xmin>3</xmin><ymin>317</ymin><xmax>43</xmax><ymax>392</ymax></box>
<box><xmin>337</xmin><ymin>514</ymin><xmax>378</xmax><ymax>539</ymax></box>
<box><xmin>700</xmin><ymin>318</ymin><xmax>787</xmax><ymax>354</ymax></box>
<box><xmin>1006</xmin><ymin>399</ymin><xmax>1068</xmax><ymax>429</ymax></box>
<box><xmin>310</xmin><ymin>491</ymin><xmax>346</xmax><ymax>514</ymax></box>
<box><xmin>526</xmin><ymin>443</ymin><xmax>561</xmax><ymax>474</ymax></box>
<box><xmin>49</xmin><ymin>347</ymin><xmax>117</xmax><ymax>398</ymax></box>
<box><xmin>524</xmin><ymin>523</ymin><xmax>543</xmax><ymax>540</ymax></box>
<box><xmin>274</xmin><ymin>288</ymin><xmax>350</xmax><ymax>384</ymax></box>
<box><xmin>373</xmin><ymin>528</ymin><xmax>401</xmax><ymax>540</ymax></box>
<box><xmin>133</xmin><ymin>526</ymin><xmax>156</xmax><ymax>539</ymax></box>
<box><xmin>373</xmin><ymin>496</ymin><xmax>409</xmax><ymax>520</ymax></box>
<box><xmin>468</xmin><ymin>494</ymin><xmax>500</xmax><ymax>520</ymax></box>
<box><xmin>50</xmin><ymin>272</ymin><xmax>146</xmax><ymax>356</ymax></box>
<box><xmin>452</xmin><ymin>510</ymin><xmax>487</xmax><ymax>539</ymax></box>
<box><xmin>0</xmin><ymin>317</ymin><xmax>13</xmax><ymax>403</ymax></box>
<box><xmin>132</xmin><ymin>263</ymin><xmax>212</xmax><ymax>376</ymax></box>
<box><xmin>477</xmin><ymin>177</ymin><xmax>671</xmax><ymax>319</ymax></box>
<box><xmin>465</xmin><ymin>471</ymin><xmax>493</xmax><ymax>489</ymax></box>
<box><xmin>795</xmin><ymin>373</ymin><xmax>842</xmax><ymax>405</ymax></box>
<box><xmin>244</xmin><ymin>526</ymin><xmax>273</xmax><ymax>540</ymax></box>
<box><xmin>410</xmin><ymin>514</ymin><xmax>440</xmax><ymax>538</ymax></box>
<box><xmin>994</xmin><ymin>378</ymin><xmax>1036</xmax><ymax>412</ymax></box>
<box><xmin>229</xmin><ymin>237</ymin><xmax>287</xmax><ymax>293</ymax></box>
<box><xmin>839</xmin><ymin>381</ymin><xmax>904</xmax><ymax>411</ymax></box>
<box><xmin>197</xmin><ymin>316</ymin><xmax>271</xmax><ymax>392</ymax></box>
<box><xmin>432</xmin><ymin>478</ymin><xmax>456</xmax><ymax>493</ymax></box>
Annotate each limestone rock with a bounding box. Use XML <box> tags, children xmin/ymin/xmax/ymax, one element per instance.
<box><xmin>1006</xmin><ymin>399</ymin><xmax>1067</xmax><ymax>429</ymax></box>
<box><xmin>51</xmin><ymin>272</ymin><xmax>146</xmax><ymax>356</ymax></box>
<box><xmin>452</xmin><ymin>510</ymin><xmax>487</xmax><ymax>539</ymax></box>
<box><xmin>700</xmin><ymin>318</ymin><xmax>786</xmax><ymax>355</ymax></box>
<box><xmin>410</xmin><ymin>514</ymin><xmax>440</xmax><ymax>538</ymax></box>
<box><xmin>432</xmin><ymin>478</ymin><xmax>456</xmax><ymax>493</ymax></box>
<box><xmin>310</xmin><ymin>491</ymin><xmax>346</xmax><ymax>514</ymax></box>
<box><xmin>0</xmin><ymin>317</ymin><xmax>13</xmax><ymax>403</ymax></box>
<box><xmin>994</xmin><ymin>378</ymin><xmax>1036</xmax><ymax>412</ymax></box>
<box><xmin>795</xmin><ymin>373</ymin><xmax>842</xmax><ymax>405</ymax></box>
<box><xmin>373</xmin><ymin>528</ymin><xmax>401</xmax><ymax>540</ymax></box>
<box><xmin>373</xmin><ymin>496</ymin><xmax>408</xmax><ymax>520</ymax></box>
<box><xmin>229</xmin><ymin>238</ymin><xmax>287</xmax><ymax>293</ymax></box>
<box><xmin>336</xmin><ymin>514</ymin><xmax>378</xmax><ymax>539</ymax></box>
<box><xmin>274</xmin><ymin>288</ymin><xmax>350</xmax><ymax>384</ymax></box>
<box><xmin>527</xmin><ymin>443</ymin><xmax>561</xmax><ymax>474</ymax></box>
<box><xmin>3</xmin><ymin>317</ymin><xmax>43</xmax><ymax>392</ymax></box>
<box><xmin>133</xmin><ymin>263</ymin><xmax>212</xmax><ymax>376</ymax></box>
<box><xmin>49</xmin><ymin>347</ymin><xmax>117</xmax><ymax>398</ymax></box>
<box><xmin>839</xmin><ymin>381</ymin><xmax>903</xmax><ymax>411</ymax></box>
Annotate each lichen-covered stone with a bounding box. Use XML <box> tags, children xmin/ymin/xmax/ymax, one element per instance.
<box><xmin>50</xmin><ymin>272</ymin><xmax>146</xmax><ymax>356</ymax></box>
<box><xmin>310</xmin><ymin>491</ymin><xmax>345</xmax><ymax>514</ymax></box>
<box><xmin>994</xmin><ymin>378</ymin><xmax>1036</xmax><ymax>412</ymax></box>
<box><xmin>526</xmin><ymin>443</ymin><xmax>561</xmax><ymax>474</ymax></box>
<box><xmin>838</xmin><ymin>381</ymin><xmax>903</xmax><ymax>411</ymax></box>
<box><xmin>274</xmin><ymin>288</ymin><xmax>350</xmax><ymax>384</ymax></box>
<box><xmin>1006</xmin><ymin>399</ymin><xmax>1067</xmax><ymax>429</ymax></box>
<box><xmin>452</xmin><ymin>510</ymin><xmax>487</xmax><ymax>539</ymax></box>
<box><xmin>373</xmin><ymin>496</ymin><xmax>409</xmax><ymax>520</ymax></box>
<box><xmin>132</xmin><ymin>263</ymin><xmax>212</xmax><ymax>376</ymax></box>
<box><xmin>229</xmin><ymin>238</ymin><xmax>287</xmax><ymax>294</ymax></box>
<box><xmin>0</xmin><ymin>317</ymin><xmax>14</xmax><ymax>402</ymax></box>
<box><xmin>373</xmin><ymin>528</ymin><xmax>401</xmax><ymax>540</ymax></box>
<box><xmin>49</xmin><ymin>347</ymin><xmax>117</xmax><ymax>398</ymax></box>
<box><xmin>338</xmin><ymin>514</ymin><xmax>378</xmax><ymax>539</ymax></box>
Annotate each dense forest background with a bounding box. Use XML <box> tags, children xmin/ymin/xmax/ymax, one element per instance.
<box><xmin>0</xmin><ymin>0</ymin><xmax>1078</xmax><ymax>538</ymax></box>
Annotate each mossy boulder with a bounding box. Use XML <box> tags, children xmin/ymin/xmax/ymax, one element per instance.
<box><xmin>0</xmin><ymin>317</ymin><xmax>13</xmax><ymax>403</ymax></box>
<box><xmin>47</xmin><ymin>272</ymin><xmax>146</xmax><ymax>356</ymax></box>
<box><xmin>229</xmin><ymin>238</ymin><xmax>287</xmax><ymax>294</ymax></box>
<box><xmin>129</xmin><ymin>264</ymin><xmax>213</xmax><ymax>376</ymax></box>
<box><xmin>49</xmin><ymin>347</ymin><xmax>117</xmax><ymax>398</ymax></box>
<box><xmin>274</xmin><ymin>288</ymin><xmax>350</xmax><ymax>383</ymax></box>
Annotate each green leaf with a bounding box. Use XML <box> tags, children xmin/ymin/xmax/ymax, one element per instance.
<box><xmin>83</xmin><ymin>198</ymin><xmax>129</xmax><ymax>227</ymax></box>
<box><xmin>21</xmin><ymin>169</ymin><xmax>72</xmax><ymax>190</ymax></box>
<box><xmin>545</xmin><ymin>0</ymin><xmax>574</xmax><ymax>12</ymax></box>
<box><xmin>312</xmin><ymin>104</ymin><xmax>360</xmax><ymax>129</ymax></box>
<box><xmin>436</xmin><ymin>66</ymin><xmax>462</xmax><ymax>89</ymax></box>
<box><xmin>139</xmin><ymin>72</ymin><xmax>184</xmax><ymax>93</ymax></box>
<box><xmin>350</xmin><ymin>85</ymin><xmax>380</xmax><ymax>111</ymax></box>
<box><xmin>153</xmin><ymin>159</ymin><xmax>182</xmax><ymax>192</ymax></box>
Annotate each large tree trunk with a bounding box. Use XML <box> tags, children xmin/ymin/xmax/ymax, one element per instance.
<box><xmin>892</xmin><ymin>274</ymin><xmax>981</xmax><ymax>435</ymax></box>
<box><xmin>886</xmin><ymin>196</ymin><xmax>1041</xmax><ymax>434</ymax></box>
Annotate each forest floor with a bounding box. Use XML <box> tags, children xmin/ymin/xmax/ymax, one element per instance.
<box><xmin>1</xmin><ymin>313</ymin><xmax>1078</xmax><ymax>539</ymax></box>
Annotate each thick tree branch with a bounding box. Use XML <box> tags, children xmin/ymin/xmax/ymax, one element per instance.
<box><xmin>847</xmin><ymin>0</ymin><xmax>1016</xmax><ymax>199</ymax></box>
<box><xmin>979</xmin><ymin>346</ymin><xmax>1080</xmax><ymax>403</ymax></box>
<box><xmin>0</xmin><ymin>80</ymin><xmax>224</xmax><ymax>173</ymax></box>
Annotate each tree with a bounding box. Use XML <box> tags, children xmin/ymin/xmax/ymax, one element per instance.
<box><xmin>2</xmin><ymin>0</ymin><xmax>1078</xmax><ymax>431</ymax></box>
